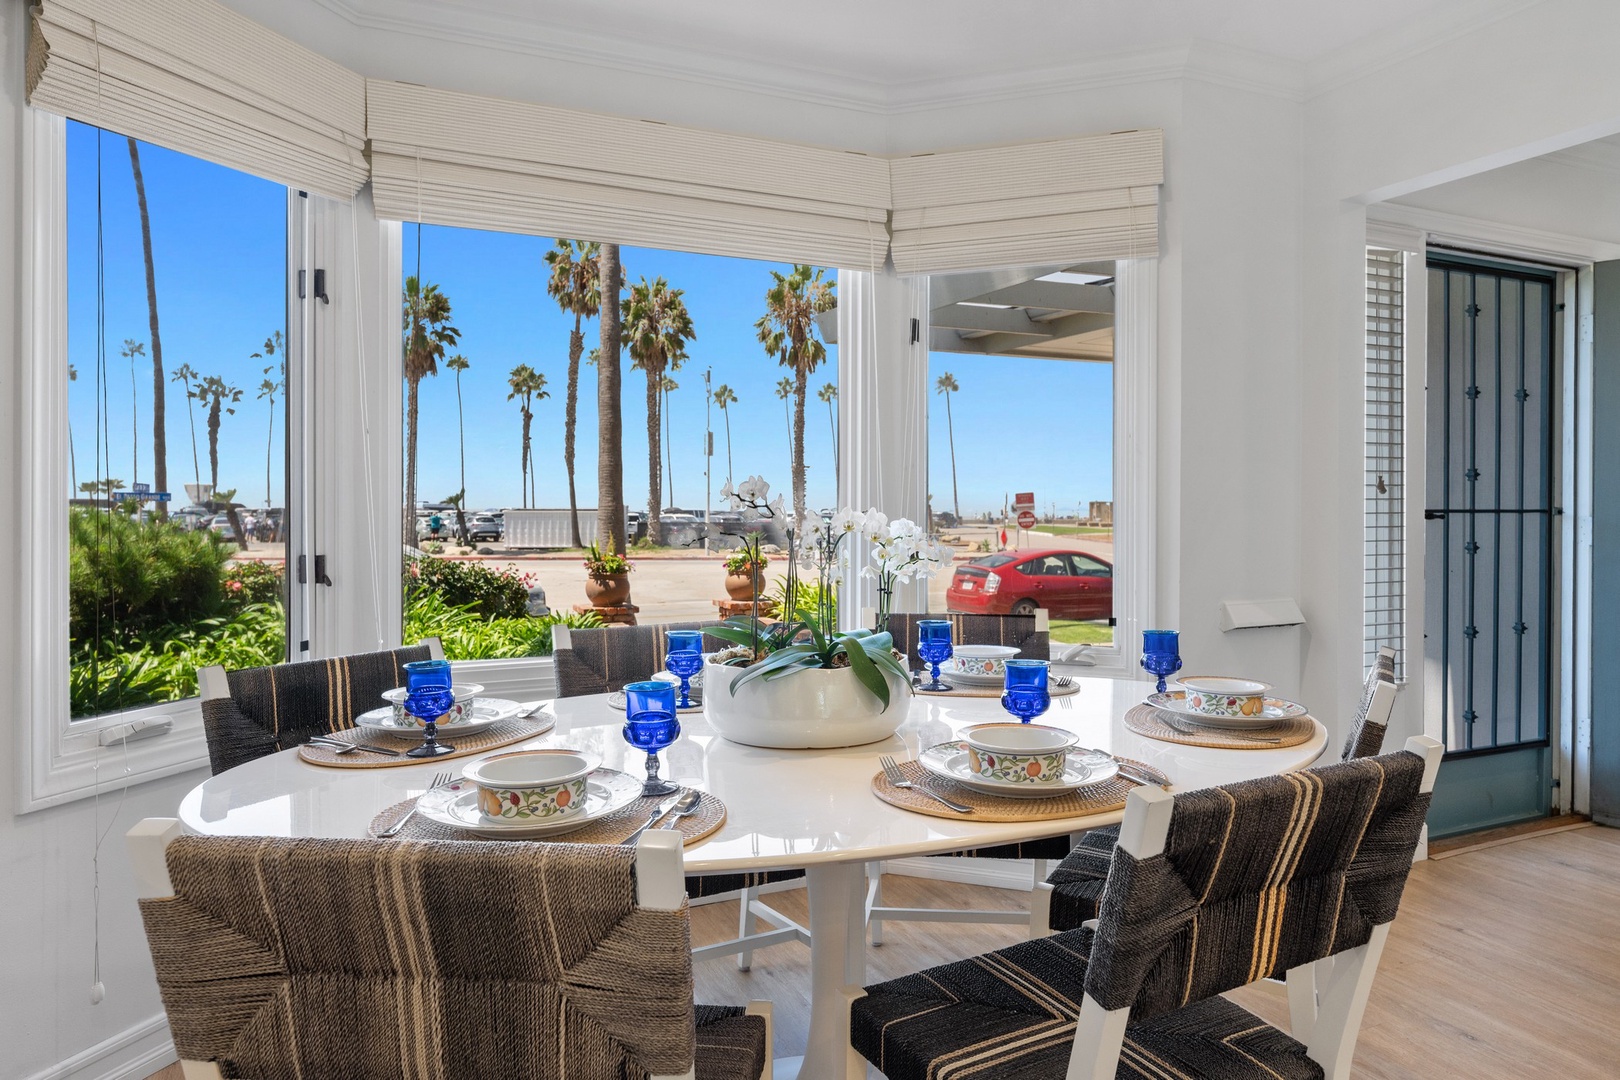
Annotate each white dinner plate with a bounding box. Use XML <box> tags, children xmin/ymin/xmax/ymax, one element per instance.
<box><xmin>414</xmin><ymin>769</ymin><xmax>643</xmax><ymax>838</ymax></box>
<box><xmin>1145</xmin><ymin>691</ymin><xmax>1307</xmax><ymax>729</ymax></box>
<box><xmin>356</xmin><ymin>697</ymin><xmax>529</xmax><ymax>739</ymax></box>
<box><xmin>917</xmin><ymin>740</ymin><xmax>1118</xmax><ymax>798</ymax></box>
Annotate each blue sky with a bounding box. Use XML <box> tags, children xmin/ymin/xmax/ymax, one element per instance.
<box><xmin>68</xmin><ymin>122</ymin><xmax>1113</xmax><ymax>518</ymax></box>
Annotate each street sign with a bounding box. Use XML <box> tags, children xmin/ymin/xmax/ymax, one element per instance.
<box><xmin>1013</xmin><ymin>491</ymin><xmax>1035</xmax><ymax>512</ymax></box>
<box><xmin>1017</xmin><ymin>509</ymin><xmax>1036</xmax><ymax>530</ymax></box>
<box><xmin>112</xmin><ymin>491</ymin><xmax>171</xmax><ymax>503</ymax></box>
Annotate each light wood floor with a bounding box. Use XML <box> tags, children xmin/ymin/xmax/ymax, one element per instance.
<box><xmin>147</xmin><ymin>825</ymin><xmax>1620</xmax><ymax>1079</ymax></box>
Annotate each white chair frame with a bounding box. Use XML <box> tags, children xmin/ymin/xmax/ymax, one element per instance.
<box><xmin>129</xmin><ymin>821</ymin><xmax>772</xmax><ymax>1080</ymax></box>
<box><xmin>843</xmin><ymin>735</ymin><xmax>1444</xmax><ymax>1080</ymax></box>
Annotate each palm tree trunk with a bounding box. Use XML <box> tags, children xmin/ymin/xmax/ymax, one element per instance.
<box><xmin>723</xmin><ymin>408</ymin><xmax>733</xmax><ymax>485</ymax></box>
<box><xmin>792</xmin><ymin>363</ymin><xmax>809</xmax><ymax>522</ymax></box>
<box><xmin>945</xmin><ymin>390</ymin><xmax>960</xmax><ymax>520</ymax></box>
<box><xmin>664</xmin><ymin>383</ymin><xmax>674</xmax><ymax>509</ymax></box>
<box><xmin>207</xmin><ymin>399</ymin><xmax>221</xmax><ymax>490</ymax></box>
<box><xmin>521</xmin><ymin>406</ymin><xmax>533</xmax><ymax>510</ymax></box>
<box><xmin>129</xmin><ymin>139</ymin><xmax>166</xmax><ymax>518</ymax></box>
<box><xmin>404</xmin><ymin>376</ymin><xmax>420</xmax><ymax>547</ymax></box>
<box><xmin>646</xmin><ymin>363</ymin><xmax>663</xmax><ymax>546</ymax></box>
<box><xmin>182</xmin><ymin>377</ymin><xmax>201</xmax><ymax>487</ymax></box>
<box><xmin>783</xmin><ymin>395</ymin><xmax>793</xmax><ymax>475</ymax></box>
<box><xmin>455</xmin><ymin>368</ymin><xmax>467</xmax><ymax>520</ymax></box>
<box><xmin>597</xmin><ymin>244</ymin><xmax>626</xmax><ymax>554</ymax></box>
<box><xmin>265</xmin><ymin>398</ymin><xmax>275</xmax><ymax>507</ymax></box>
<box><xmin>827</xmin><ymin>397</ymin><xmax>838</xmax><ymax>484</ymax></box>
<box><xmin>130</xmin><ymin>353</ymin><xmax>139</xmax><ymax>489</ymax></box>
<box><xmin>565</xmin><ymin>317</ymin><xmax>583</xmax><ymax>548</ymax></box>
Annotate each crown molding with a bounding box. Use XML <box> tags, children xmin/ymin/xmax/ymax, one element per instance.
<box><xmin>1370</xmin><ymin>201</ymin><xmax>1620</xmax><ymax>264</ymax></box>
<box><xmin>1307</xmin><ymin>0</ymin><xmax>1543</xmax><ymax>98</ymax></box>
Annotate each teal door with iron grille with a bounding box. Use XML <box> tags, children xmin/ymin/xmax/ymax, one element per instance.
<box><xmin>1422</xmin><ymin>256</ymin><xmax>1557</xmax><ymax>838</ymax></box>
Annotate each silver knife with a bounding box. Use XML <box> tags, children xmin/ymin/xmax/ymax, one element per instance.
<box><xmin>622</xmin><ymin>793</ymin><xmax>682</xmax><ymax>846</ymax></box>
<box><xmin>308</xmin><ymin>736</ymin><xmax>402</xmax><ymax>757</ymax></box>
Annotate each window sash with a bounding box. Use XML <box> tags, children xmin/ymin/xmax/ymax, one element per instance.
<box><xmin>1365</xmin><ymin>247</ymin><xmax>1406</xmax><ymax>681</ymax></box>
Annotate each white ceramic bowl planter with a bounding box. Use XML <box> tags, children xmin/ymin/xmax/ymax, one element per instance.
<box><xmin>702</xmin><ymin>657</ymin><xmax>913</xmax><ymax>748</ymax></box>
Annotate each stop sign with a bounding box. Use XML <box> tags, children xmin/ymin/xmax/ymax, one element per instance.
<box><xmin>1017</xmin><ymin>509</ymin><xmax>1036</xmax><ymax>530</ymax></box>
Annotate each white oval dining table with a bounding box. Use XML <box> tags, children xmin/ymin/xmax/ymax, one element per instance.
<box><xmin>178</xmin><ymin>675</ymin><xmax>1327</xmax><ymax>1080</ymax></box>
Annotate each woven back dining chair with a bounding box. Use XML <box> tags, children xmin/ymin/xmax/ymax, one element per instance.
<box><xmin>127</xmin><ymin>822</ymin><xmax>772</xmax><ymax>1080</ymax></box>
<box><xmin>845</xmin><ymin>736</ymin><xmax>1442</xmax><ymax>1080</ymax></box>
<box><xmin>1036</xmin><ymin>666</ymin><xmax>1403</xmax><ymax>936</ymax></box>
<box><xmin>555</xmin><ymin>621</ymin><xmax>811</xmax><ymax>972</ymax></box>
<box><xmin>196</xmin><ymin>638</ymin><xmax>442</xmax><ymax>775</ymax></box>
<box><xmin>867</xmin><ymin>611</ymin><xmax>1070</xmax><ymax>945</ymax></box>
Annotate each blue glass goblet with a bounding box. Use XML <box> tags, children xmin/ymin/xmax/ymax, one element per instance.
<box><xmin>1140</xmin><ymin>629</ymin><xmax>1183</xmax><ymax>695</ymax></box>
<box><xmin>1000</xmin><ymin>659</ymin><xmax>1051</xmax><ymax>723</ymax></box>
<box><xmin>403</xmin><ymin>659</ymin><xmax>456</xmax><ymax>758</ymax></box>
<box><xmin>916</xmin><ymin>619</ymin><xmax>954</xmax><ymax>692</ymax></box>
<box><xmin>665</xmin><ymin>630</ymin><xmax>704</xmax><ymax>709</ymax></box>
<box><xmin>623</xmin><ymin>680</ymin><xmax>681</xmax><ymax>796</ymax></box>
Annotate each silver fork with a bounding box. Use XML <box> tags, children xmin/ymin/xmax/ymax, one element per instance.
<box><xmin>879</xmin><ymin>755</ymin><xmax>972</xmax><ymax>813</ymax></box>
<box><xmin>378</xmin><ymin>771</ymin><xmax>452</xmax><ymax>837</ymax></box>
<box><xmin>1159</xmin><ymin>712</ymin><xmax>1282</xmax><ymax>744</ymax></box>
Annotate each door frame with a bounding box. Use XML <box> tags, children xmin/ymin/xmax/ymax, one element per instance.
<box><xmin>1368</xmin><ymin>206</ymin><xmax>1599</xmax><ymax>820</ymax></box>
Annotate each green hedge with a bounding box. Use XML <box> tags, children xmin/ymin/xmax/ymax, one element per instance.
<box><xmin>405</xmin><ymin>555</ymin><xmax>534</xmax><ymax>619</ymax></box>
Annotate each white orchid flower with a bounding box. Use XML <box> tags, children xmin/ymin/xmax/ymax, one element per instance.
<box><xmin>737</xmin><ymin>475</ymin><xmax>767</xmax><ymax>503</ymax></box>
<box><xmin>767</xmin><ymin>494</ymin><xmax>785</xmax><ymax>519</ymax></box>
<box><xmin>719</xmin><ymin>479</ymin><xmax>734</xmax><ymax>503</ymax></box>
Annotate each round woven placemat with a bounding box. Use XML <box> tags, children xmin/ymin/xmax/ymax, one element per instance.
<box><xmin>914</xmin><ymin>679</ymin><xmax>1083</xmax><ymax>701</ymax></box>
<box><xmin>296</xmin><ymin>712</ymin><xmax>556</xmax><ymax>768</ymax></box>
<box><xmin>871</xmin><ymin>757</ymin><xmax>1152</xmax><ymax>822</ymax></box>
<box><xmin>367</xmin><ymin>772</ymin><xmax>726</xmax><ymax>845</ymax></box>
<box><xmin>1123</xmin><ymin>703</ymin><xmax>1316</xmax><ymax>749</ymax></box>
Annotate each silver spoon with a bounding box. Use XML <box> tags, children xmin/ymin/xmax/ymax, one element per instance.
<box><xmin>659</xmin><ymin>789</ymin><xmax>703</xmax><ymax>830</ymax></box>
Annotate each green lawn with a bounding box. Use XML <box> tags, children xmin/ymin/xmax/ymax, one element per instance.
<box><xmin>1033</xmin><ymin>525</ymin><xmax>1114</xmax><ymax>538</ymax></box>
<box><xmin>1050</xmin><ymin>619</ymin><xmax>1114</xmax><ymax>645</ymax></box>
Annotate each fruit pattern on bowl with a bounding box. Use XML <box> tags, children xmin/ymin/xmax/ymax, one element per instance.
<box><xmin>476</xmin><ymin>777</ymin><xmax>588</xmax><ymax>821</ymax></box>
<box><xmin>390</xmin><ymin>700</ymin><xmax>471</xmax><ymax>726</ymax></box>
<box><xmin>963</xmin><ymin>746</ymin><xmax>1068</xmax><ymax>784</ymax></box>
<box><xmin>1184</xmin><ymin>691</ymin><xmax>1267</xmax><ymax>718</ymax></box>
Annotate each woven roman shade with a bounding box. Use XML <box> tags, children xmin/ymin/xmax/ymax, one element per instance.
<box><xmin>888</xmin><ymin>129</ymin><xmax>1163</xmax><ymax>274</ymax></box>
<box><xmin>25</xmin><ymin>0</ymin><xmax>367</xmax><ymax>198</ymax></box>
<box><xmin>367</xmin><ymin>79</ymin><xmax>892</xmax><ymax>269</ymax></box>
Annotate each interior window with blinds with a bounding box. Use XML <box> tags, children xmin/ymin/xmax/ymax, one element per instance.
<box><xmin>1365</xmin><ymin>247</ymin><xmax>1405</xmax><ymax>681</ymax></box>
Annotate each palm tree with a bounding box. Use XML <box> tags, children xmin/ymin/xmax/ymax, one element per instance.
<box><xmin>121</xmin><ymin>339</ymin><xmax>144</xmax><ymax>488</ymax></box>
<box><xmin>254</xmin><ymin>334</ymin><xmax>285</xmax><ymax>508</ymax></box>
<box><xmin>818</xmin><ymin>382</ymin><xmax>838</xmax><ymax>480</ymax></box>
<box><xmin>755</xmin><ymin>265</ymin><xmax>835</xmax><ymax>520</ymax></box>
<box><xmin>712</xmin><ymin>383</ymin><xmax>737</xmax><ymax>485</ymax></box>
<box><xmin>596</xmin><ymin>244</ymin><xmax>627</xmax><ymax>555</ymax></box>
<box><xmin>128</xmin><ymin>138</ymin><xmax>167</xmax><ymax>517</ymax></box>
<box><xmin>543</xmin><ymin>239</ymin><xmax>601</xmax><ymax>549</ymax></box>
<box><xmin>171</xmin><ymin>362</ymin><xmax>203</xmax><ymax>491</ymax></box>
<box><xmin>661</xmin><ymin>373</ymin><xmax>678</xmax><ymax>508</ymax></box>
<box><xmin>508</xmin><ymin>364</ymin><xmax>549</xmax><ymax>508</ymax></box>
<box><xmin>193</xmin><ymin>375</ymin><xmax>241</xmax><ymax>492</ymax></box>
<box><xmin>625</xmin><ymin>276</ymin><xmax>696</xmax><ymax>545</ymax></box>
<box><xmin>936</xmin><ymin>372</ymin><xmax>961</xmax><ymax>521</ymax></box>
<box><xmin>445</xmin><ymin>353</ymin><xmax>471</xmax><ymax>539</ymax></box>
<box><xmin>775</xmin><ymin>376</ymin><xmax>794</xmax><ymax>467</ymax></box>
<box><xmin>402</xmin><ymin>276</ymin><xmax>461</xmax><ymax>548</ymax></box>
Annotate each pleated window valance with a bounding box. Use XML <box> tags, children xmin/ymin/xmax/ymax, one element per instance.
<box><xmin>888</xmin><ymin>129</ymin><xmax>1163</xmax><ymax>274</ymax></box>
<box><xmin>366</xmin><ymin>79</ymin><xmax>893</xmax><ymax>270</ymax></box>
<box><xmin>26</xmin><ymin>0</ymin><xmax>368</xmax><ymax>199</ymax></box>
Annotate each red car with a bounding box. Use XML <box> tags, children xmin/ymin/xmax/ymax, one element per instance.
<box><xmin>946</xmin><ymin>549</ymin><xmax>1113</xmax><ymax>619</ymax></box>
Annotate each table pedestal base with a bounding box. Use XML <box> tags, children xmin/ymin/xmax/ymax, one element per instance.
<box><xmin>787</xmin><ymin>861</ymin><xmax>869</xmax><ymax>1080</ymax></box>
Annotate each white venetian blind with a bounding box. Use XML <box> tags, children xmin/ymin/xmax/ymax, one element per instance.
<box><xmin>26</xmin><ymin>0</ymin><xmax>367</xmax><ymax>198</ymax></box>
<box><xmin>888</xmin><ymin>129</ymin><xmax>1162</xmax><ymax>275</ymax></box>
<box><xmin>366</xmin><ymin>79</ymin><xmax>892</xmax><ymax>269</ymax></box>
<box><xmin>1364</xmin><ymin>247</ymin><xmax>1406</xmax><ymax>681</ymax></box>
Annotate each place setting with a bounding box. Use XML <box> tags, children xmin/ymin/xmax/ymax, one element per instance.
<box><xmin>296</xmin><ymin>659</ymin><xmax>556</xmax><ymax>767</ymax></box>
<box><xmin>910</xmin><ymin>620</ymin><xmax>1082</xmax><ymax>699</ymax></box>
<box><xmin>369</xmin><ymin>676</ymin><xmax>727</xmax><ymax>844</ymax></box>
<box><xmin>873</xmin><ymin>652</ymin><xmax>1163</xmax><ymax>822</ymax></box>
<box><xmin>1123</xmin><ymin>630</ymin><xmax>1319</xmax><ymax>749</ymax></box>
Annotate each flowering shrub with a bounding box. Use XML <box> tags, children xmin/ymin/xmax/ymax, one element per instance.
<box><xmin>406</xmin><ymin>555</ymin><xmax>533</xmax><ymax>619</ymax></box>
<box><xmin>223</xmin><ymin>561</ymin><xmax>285</xmax><ymax>610</ymax></box>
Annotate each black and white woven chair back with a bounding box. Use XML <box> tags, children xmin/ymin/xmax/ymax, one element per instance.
<box><xmin>553</xmin><ymin>621</ymin><xmax>728</xmax><ymax>698</ymax></box>
<box><xmin>885</xmin><ymin>613</ymin><xmax>1050</xmax><ymax>668</ymax></box>
<box><xmin>1083</xmin><ymin>743</ymin><xmax>1435</xmax><ymax>1024</ymax></box>
<box><xmin>127</xmin><ymin>823</ymin><xmax>769</xmax><ymax>1080</ymax></box>
<box><xmin>1343</xmin><ymin>646</ymin><xmax>1398</xmax><ymax>761</ymax></box>
<box><xmin>197</xmin><ymin>643</ymin><xmax>433</xmax><ymax>775</ymax></box>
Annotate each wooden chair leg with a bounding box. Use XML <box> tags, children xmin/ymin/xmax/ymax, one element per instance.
<box><xmin>1030</xmin><ymin>880</ymin><xmax>1054</xmax><ymax>937</ymax></box>
<box><xmin>866</xmin><ymin>862</ymin><xmax>885</xmax><ymax>946</ymax></box>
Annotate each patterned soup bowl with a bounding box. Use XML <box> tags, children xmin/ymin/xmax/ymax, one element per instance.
<box><xmin>949</xmin><ymin>645</ymin><xmax>1021</xmax><ymax>678</ymax></box>
<box><xmin>962</xmin><ymin>723</ymin><xmax>1078</xmax><ymax>785</ymax></box>
<box><xmin>462</xmin><ymin>749</ymin><xmax>596</xmax><ymax>822</ymax></box>
<box><xmin>1177</xmin><ymin>676</ymin><xmax>1271</xmax><ymax>718</ymax></box>
<box><xmin>381</xmin><ymin>682</ymin><xmax>484</xmax><ymax>726</ymax></box>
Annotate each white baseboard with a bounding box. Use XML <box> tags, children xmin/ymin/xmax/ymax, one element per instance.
<box><xmin>880</xmin><ymin>857</ymin><xmax>1041</xmax><ymax>891</ymax></box>
<box><xmin>23</xmin><ymin>1014</ymin><xmax>175</xmax><ymax>1080</ymax></box>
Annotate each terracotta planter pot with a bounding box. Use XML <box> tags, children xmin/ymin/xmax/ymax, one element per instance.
<box><xmin>585</xmin><ymin>572</ymin><xmax>631</xmax><ymax>607</ymax></box>
<box><xmin>724</xmin><ymin>568</ymin><xmax>764</xmax><ymax>601</ymax></box>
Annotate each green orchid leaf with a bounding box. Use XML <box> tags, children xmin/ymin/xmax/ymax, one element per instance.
<box><xmin>840</xmin><ymin>633</ymin><xmax>891</xmax><ymax>710</ymax></box>
<box><xmin>704</xmin><ymin>625</ymin><xmax>758</xmax><ymax>648</ymax></box>
<box><xmin>728</xmin><ymin>643</ymin><xmax>819</xmax><ymax>695</ymax></box>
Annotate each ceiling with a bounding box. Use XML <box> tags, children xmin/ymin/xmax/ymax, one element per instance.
<box><xmin>820</xmin><ymin>263</ymin><xmax>1117</xmax><ymax>363</ymax></box>
<box><xmin>313</xmin><ymin>0</ymin><xmax>1476</xmax><ymax>95</ymax></box>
